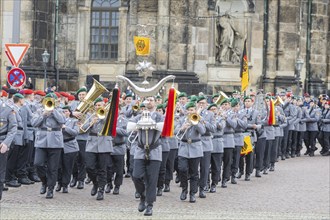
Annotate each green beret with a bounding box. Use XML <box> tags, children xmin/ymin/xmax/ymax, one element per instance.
<box><xmin>155</xmin><ymin>95</ymin><xmax>162</xmax><ymax>99</ymax></box>
<box><xmin>231</xmin><ymin>99</ymin><xmax>239</xmax><ymax>107</ymax></box>
<box><xmin>232</xmin><ymin>90</ymin><xmax>239</xmax><ymax>95</ymax></box>
<box><xmin>220</xmin><ymin>98</ymin><xmax>230</xmax><ymax>105</ymax></box>
<box><xmin>62</xmin><ymin>105</ymin><xmax>70</xmax><ymax>110</ymax></box>
<box><xmin>76</xmin><ymin>87</ymin><xmax>87</xmax><ymax>95</ymax></box>
<box><xmin>197</xmin><ymin>96</ymin><xmax>207</xmax><ymax>103</ymax></box>
<box><xmin>156</xmin><ymin>104</ymin><xmax>163</xmax><ymax>110</ymax></box>
<box><xmin>94</xmin><ymin>97</ymin><xmax>103</xmax><ymax>105</ymax></box>
<box><xmin>45</xmin><ymin>93</ymin><xmax>58</xmax><ymax>100</ymax></box>
<box><xmin>185</xmin><ymin>102</ymin><xmax>196</xmax><ymax>110</ymax></box>
<box><xmin>265</xmin><ymin>96</ymin><xmax>271</xmax><ymax>100</ymax></box>
<box><xmin>140</xmin><ymin>103</ymin><xmax>145</xmax><ymax>108</ymax></box>
<box><xmin>207</xmin><ymin>103</ymin><xmax>217</xmax><ymax>110</ymax></box>
<box><xmin>178</xmin><ymin>92</ymin><xmax>187</xmax><ymax>98</ymax></box>
<box><xmin>244</xmin><ymin>96</ymin><xmax>252</xmax><ymax>101</ymax></box>
<box><xmin>125</xmin><ymin>93</ymin><xmax>133</xmax><ymax>99</ymax></box>
<box><xmin>13</xmin><ymin>93</ymin><xmax>24</xmax><ymax>99</ymax></box>
<box><xmin>190</xmin><ymin>95</ymin><xmax>198</xmax><ymax>102</ymax></box>
<box><xmin>212</xmin><ymin>94</ymin><xmax>219</xmax><ymax>99</ymax></box>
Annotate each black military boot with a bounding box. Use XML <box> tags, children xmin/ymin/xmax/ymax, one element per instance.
<box><xmin>231</xmin><ymin>175</ymin><xmax>237</xmax><ymax>184</ymax></box>
<box><xmin>180</xmin><ymin>189</ymin><xmax>188</xmax><ymax>200</ymax></box>
<box><xmin>62</xmin><ymin>186</ymin><xmax>68</xmax><ymax>193</ymax></box>
<box><xmin>189</xmin><ymin>193</ymin><xmax>196</xmax><ymax>203</ymax></box>
<box><xmin>245</xmin><ymin>174</ymin><xmax>251</xmax><ymax>181</ymax></box>
<box><xmin>269</xmin><ymin>164</ymin><xmax>275</xmax><ymax>172</ymax></box>
<box><xmin>156</xmin><ymin>187</ymin><xmax>163</xmax><ymax>196</ymax></box>
<box><xmin>199</xmin><ymin>188</ymin><xmax>206</xmax><ymax>198</ymax></box>
<box><xmin>55</xmin><ymin>183</ymin><xmax>62</xmax><ymax>192</ymax></box>
<box><xmin>91</xmin><ymin>184</ymin><xmax>98</xmax><ymax>196</ymax></box>
<box><xmin>70</xmin><ymin>177</ymin><xmax>77</xmax><ymax>187</ymax></box>
<box><xmin>46</xmin><ymin>189</ymin><xmax>54</xmax><ymax>199</ymax></box>
<box><xmin>236</xmin><ymin>172</ymin><xmax>243</xmax><ymax>179</ymax></box>
<box><xmin>105</xmin><ymin>182</ymin><xmax>112</xmax><ymax>193</ymax></box>
<box><xmin>304</xmin><ymin>148</ymin><xmax>310</xmax><ymax>155</ymax></box>
<box><xmin>144</xmin><ymin>204</ymin><xmax>153</xmax><ymax>216</ymax></box>
<box><xmin>221</xmin><ymin>181</ymin><xmax>227</xmax><ymax>188</ymax></box>
<box><xmin>113</xmin><ymin>186</ymin><xmax>120</xmax><ymax>195</ymax></box>
<box><xmin>138</xmin><ymin>195</ymin><xmax>146</xmax><ymax>212</ymax></box>
<box><xmin>209</xmin><ymin>184</ymin><xmax>216</xmax><ymax>193</ymax></box>
<box><xmin>163</xmin><ymin>184</ymin><xmax>170</xmax><ymax>192</ymax></box>
<box><xmin>77</xmin><ymin>181</ymin><xmax>84</xmax><ymax>189</ymax></box>
<box><xmin>255</xmin><ymin>170</ymin><xmax>261</xmax><ymax>177</ymax></box>
<box><xmin>96</xmin><ymin>187</ymin><xmax>104</xmax><ymax>200</ymax></box>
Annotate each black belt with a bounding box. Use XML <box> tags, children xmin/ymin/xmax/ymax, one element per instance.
<box><xmin>235</xmin><ymin>131</ymin><xmax>243</xmax><ymax>134</ymax></box>
<box><xmin>64</xmin><ymin>137</ymin><xmax>75</xmax><ymax>143</ymax></box>
<box><xmin>40</xmin><ymin>128</ymin><xmax>62</xmax><ymax>131</ymax></box>
<box><xmin>273</xmin><ymin>125</ymin><xmax>279</xmax><ymax>127</ymax></box>
<box><xmin>27</xmin><ymin>125</ymin><xmax>33</xmax><ymax>128</ymax></box>
<box><xmin>18</xmin><ymin>127</ymin><xmax>23</xmax><ymax>130</ymax></box>
<box><xmin>181</xmin><ymin>139</ymin><xmax>201</xmax><ymax>144</ymax></box>
<box><xmin>213</xmin><ymin>135</ymin><xmax>223</xmax><ymax>139</ymax></box>
<box><xmin>114</xmin><ymin>142</ymin><xmax>125</xmax><ymax>146</ymax></box>
<box><xmin>0</xmin><ymin>132</ymin><xmax>7</xmax><ymax>136</ymax></box>
<box><xmin>224</xmin><ymin>132</ymin><xmax>234</xmax><ymax>135</ymax></box>
<box><xmin>89</xmin><ymin>133</ymin><xmax>98</xmax><ymax>136</ymax></box>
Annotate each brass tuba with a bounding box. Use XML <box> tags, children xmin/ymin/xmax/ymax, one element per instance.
<box><xmin>76</xmin><ymin>78</ymin><xmax>109</xmax><ymax>115</ymax></box>
<box><xmin>42</xmin><ymin>97</ymin><xmax>55</xmax><ymax>111</ymax></box>
<box><xmin>215</xmin><ymin>91</ymin><xmax>229</xmax><ymax>105</ymax></box>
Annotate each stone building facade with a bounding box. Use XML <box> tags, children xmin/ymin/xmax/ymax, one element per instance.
<box><xmin>0</xmin><ymin>0</ymin><xmax>329</xmax><ymax>96</ymax></box>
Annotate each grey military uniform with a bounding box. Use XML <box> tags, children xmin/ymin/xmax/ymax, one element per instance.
<box><xmin>306</xmin><ymin>107</ymin><xmax>321</xmax><ymax>131</ymax></box>
<box><xmin>32</xmin><ymin>108</ymin><xmax>66</xmax><ymax>148</ymax></box>
<box><xmin>113</xmin><ymin>115</ymin><xmax>128</xmax><ymax>155</ymax></box>
<box><xmin>10</xmin><ymin>104</ymin><xmax>24</xmax><ymax>146</ymax></box>
<box><xmin>283</xmin><ymin>102</ymin><xmax>298</xmax><ymax>131</ymax></box>
<box><xmin>222</xmin><ymin>111</ymin><xmax>237</xmax><ymax>148</ymax></box>
<box><xmin>62</xmin><ymin>118</ymin><xmax>79</xmax><ymax>154</ymax></box>
<box><xmin>211</xmin><ymin>116</ymin><xmax>225</xmax><ymax>153</ymax></box>
<box><xmin>321</xmin><ymin>109</ymin><xmax>330</xmax><ymax>132</ymax></box>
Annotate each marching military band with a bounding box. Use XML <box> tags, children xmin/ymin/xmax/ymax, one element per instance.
<box><xmin>0</xmin><ymin>85</ymin><xmax>329</xmax><ymax>217</ymax></box>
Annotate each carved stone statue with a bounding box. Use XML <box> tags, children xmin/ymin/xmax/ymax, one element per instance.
<box><xmin>215</xmin><ymin>14</ymin><xmax>241</xmax><ymax>64</ymax></box>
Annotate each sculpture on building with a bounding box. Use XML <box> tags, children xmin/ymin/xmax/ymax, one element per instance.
<box><xmin>215</xmin><ymin>13</ymin><xmax>241</xmax><ymax>64</ymax></box>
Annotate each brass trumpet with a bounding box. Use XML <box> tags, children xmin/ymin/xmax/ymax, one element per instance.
<box><xmin>42</xmin><ymin>97</ymin><xmax>55</xmax><ymax>111</ymax></box>
<box><xmin>132</xmin><ymin>104</ymin><xmax>140</xmax><ymax>112</ymax></box>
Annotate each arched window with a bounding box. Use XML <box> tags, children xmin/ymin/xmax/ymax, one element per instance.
<box><xmin>90</xmin><ymin>0</ymin><xmax>120</xmax><ymax>60</ymax></box>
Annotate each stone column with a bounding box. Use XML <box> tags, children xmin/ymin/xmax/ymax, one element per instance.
<box><xmin>156</xmin><ymin>0</ymin><xmax>169</xmax><ymax>70</ymax></box>
<box><xmin>118</xmin><ymin>7</ymin><xmax>128</xmax><ymax>63</ymax></box>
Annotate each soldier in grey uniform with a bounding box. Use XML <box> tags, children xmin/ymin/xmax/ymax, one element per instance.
<box><xmin>220</xmin><ymin>98</ymin><xmax>237</xmax><ymax>188</ymax></box>
<box><xmin>304</xmin><ymin>99</ymin><xmax>321</xmax><ymax>156</ymax></box>
<box><xmin>295</xmin><ymin>98</ymin><xmax>307</xmax><ymax>157</ymax></box>
<box><xmin>164</xmin><ymin>135</ymin><xmax>179</xmax><ymax>192</ymax></box>
<box><xmin>71</xmin><ymin>87</ymin><xmax>88</xmax><ymax>189</ymax></box>
<box><xmin>196</xmin><ymin>96</ymin><xmax>216</xmax><ymax>198</ymax></box>
<box><xmin>281</xmin><ymin>93</ymin><xmax>297</xmax><ymax>159</ymax></box>
<box><xmin>290</xmin><ymin>97</ymin><xmax>300</xmax><ymax>157</ymax></box>
<box><xmin>81</xmin><ymin>98</ymin><xmax>113</xmax><ymax>200</ymax></box>
<box><xmin>106</xmin><ymin>108</ymin><xmax>128</xmax><ymax>195</ymax></box>
<box><xmin>0</xmin><ymin>100</ymin><xmax>17</xmax><ymax>200</ymax></box>
<box><xmin>270</xmin><ymin>103</ymin><xmax>286</xmax><ymax>171</ymax></box>
<box><xmin>231</xmin><ymin>99</ymin><xmax>247</xmax><ymax>184</ymax></box>
<box><xmin>19</xmin><ymin>89</ymin><xmax>40</xmax><ymax>182</ymax></box>
<box><xmin>6</xmin><ymin>93</ymin><xmax>33</xmax><ymax>187</ymax></box>
<box><xmin>32</xmin><ymin>93</ymin><xmax>66</xmax><ymax>199</ymax></box>
<box><xmin>131</xmin><ymin>96</ymin><xmax>164</xmax><ymax>216</ymax></box>
<box><xmin>238</xmin><ymin>96</ymin><xmax>260</xmax><ymax>181</ymax></box>
<box><xmin>56</xmin><ymin>106</ymin><xmax>79</xmax><ymax>193</ymax></box>
<box><xmin>319</xmin><ymin>100</ymin><xmax>330</xmax><ymax>156</ymax></box>
<box><xmin>208</xmin><ymin>103</ymin><xmax>225</xmax><ymax>192</ymax></box>
<box><xmin>175</xmin><ymin>101</ymin><xmax>206</xmax><ymax>203</ymax></box>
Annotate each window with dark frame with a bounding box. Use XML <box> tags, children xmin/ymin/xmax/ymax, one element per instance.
<box><xmin>90</xmin><ymin>0</ymin><xmax>120</xmax><ymax>60</ymax></box>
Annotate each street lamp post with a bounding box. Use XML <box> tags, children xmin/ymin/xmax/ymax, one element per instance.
<box><xmin>42</xmin><ymin>50</ymin><xmax>50</xmax><ymax>92</ymax></box>
<box><xmin>295</xmin><ymin>57</ymin><xmax>304</xmax><ymax>95</ymax></box>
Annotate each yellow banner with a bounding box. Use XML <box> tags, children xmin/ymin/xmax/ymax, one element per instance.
<box><xmin>134</xmin><ymin>36</ymin><xmax>150</xmax><ymax>56</ymax></box>
<box><xmin>241</xmin><ymin>135</ymin><xmax>253</xmax><ymax>156</ymax></box>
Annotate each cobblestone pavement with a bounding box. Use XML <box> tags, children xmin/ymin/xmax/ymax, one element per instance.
<box><xmin>0</xmin><ymin>151</ymin><xmax>329</xmax><ymax>220</ymax></box>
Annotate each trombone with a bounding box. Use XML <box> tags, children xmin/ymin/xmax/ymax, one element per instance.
<box><xmin>79</xmin><ymin>103</ymin><xmax>109</xmax><ymax>133</ymax></box>
<box><xmin>175</xmin><ymin>113</ymin><xmax>201</xmax><ymax>140</ymax></box>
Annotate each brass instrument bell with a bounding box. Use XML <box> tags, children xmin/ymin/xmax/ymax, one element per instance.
<box><xmin>215</xmin><ymin>91</ymin><xmax>229</xmax><ymax>105</ymax></box>
<box><xmin>42</xmin><ymin>97</ymin><xmax>55</xmax><ymax>111</ymax></box>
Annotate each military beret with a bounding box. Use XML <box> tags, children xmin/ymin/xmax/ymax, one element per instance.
<box><xmin>34</xmin><ymin>90</ymin><xmax>46</xmax><ymax>96</ymax></box>
<box><xmin>232</xmin><ymin>90</ymin><xmax>239</xmax><ymax>95</ymax></box>
<box><xmin>1</xmin><ymin>90</ymin><xmax>8</xmax><ymax>97</ymax></box>
<box><xmin>13</xmin><ymin>93</ymin><xmax>24</xmax><ymax>99</ymax></box>
<box><xmin>62</xmin><ymin>105</ymin><xmax>70</xmax><ymax>110</ymax></box>
<box><xmin>54</xmin><ymin>92</ymin><xmax>62</xmax><ymax>98</ymax></box>
<box><xmin>286</xmin><ymin>92</ymin><xmax>293</xmax><ymax>98</ymax></box>
<box><xmin>155</xmin><ymin>95</ymin><xmax>162</xmax><ymax>99</ymax></box>
<box><xmin>207</xmin><ymin>103</ymin><xmax>217</xmax><ymax>110</ymax></box>
<box><xmin>76</xmin><ymin>87</ymin><xmax>87</xmax><ymax>95</ymax></box>
<box><xmin>8</xmin><ymin>88</ymin><xmax>18</xmax><ymax>95</ymax></box>
<box><xmin>139</xmin><ymin>103</ymin><xmax>145</xmax><ymax>108</ymax></box>
<box><xmin>212</xmin><ymin>94</ymin><xmax>219</xmax><ymax>99</ymax></box>
<box><xmin>21</xmin><ymin>89</ymin><xmax>34</xmax><ymax>95</ymax></box>
<box><xmin>303</xmin><ymin>93</ymin><xmax>310</xmax><ymax>97</ymax></box>
<box><xmin>178</xmin><ymin>92</ymin><xmax>187</xmax><ymax>98</ymax></box>
<box><xmin>45</xmin><ymin>93</ymin><xmax>58</xmax><ymax>100</ymax></box>
<box><xmin>231</xmin><ymin>99</ymin><xmax>239</xmax><ymax>107</ymax></box>
<box><xmin>220</xmin><ymin>98</ymin><xmax>230</xmax><ymax>105</ymax></box>
<box><xmin>59</xmin><ymin>92</ymin><xmax>70</xmax><ymax>98</ymax></box>
<box><xmin>125</xmin><ymin>93</ymin><xmax>133</xmax><ymax>99</ymax></box>
<box><xmin>189</xmin><ymin>95</ymin><xmax>198</xmax><ymax>102</ymax></box>
<box><xmin>196</xmin><ymin>96</ymin><xmax>207</xmax><ymax>103</ymax></box>
<box><xmin>68</xmin><ymin>95</ymin><xmax>76</xmax><ymax>101</ymax></box>
<box><xmin>156</xmin><ymin>104</ymin><xmax>163</xmax><ymax>110</ymax></box>
<box><xmin>103</xmin><ymin>98</ymin><xmax>109</xmax><ymax>103</ymax></box>
<box><xmin>185</xmin><ymin>102</ymin><xmax>196</xmax><ymax>109</ymax></box>
<box><xmin>94</xmin><ymin>97</ymin><xmax>103</xmax><ymax>105</ymax></box>
<box><xmin>279</xmin><ymin>91</ymin><xmax>286</xmax><ymax>96</ymax></box>
<box><xmin>244</xmin><ymin>96</ymin><xmax>252</xmax><ymax>101</ymax></box>
<box><xmin>265</xmin><ymin>96</ymin><xmax>271</xmax><ymax>100</ymax></box>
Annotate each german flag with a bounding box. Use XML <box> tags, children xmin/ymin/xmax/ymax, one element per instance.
<box><xmin>161</xmin><ymin>87</ymin><xmax>177</xmax><ymax>137</ymax></box>
<box><xmin>240</xmin><ymin>39</ymin><xmax>249</xmax><ymax>92</ymax></box>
